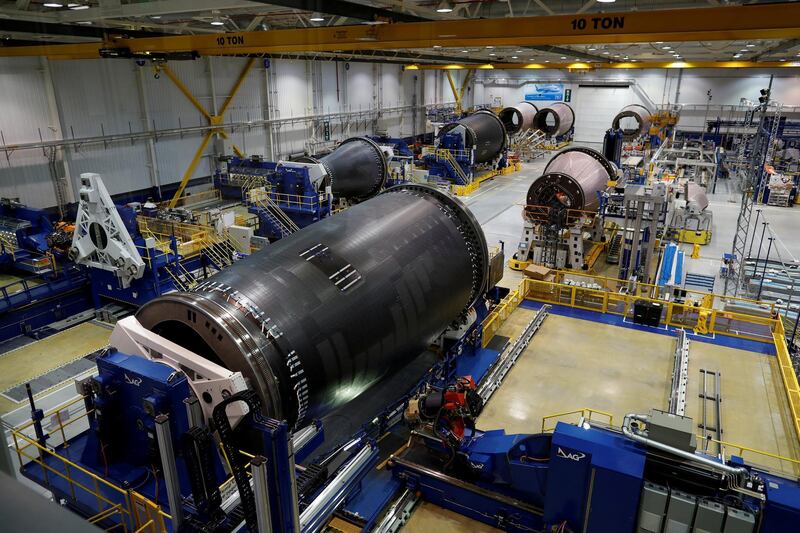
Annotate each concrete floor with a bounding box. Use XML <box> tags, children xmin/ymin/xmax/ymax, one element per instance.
<box><xmin>686</xmin><ymin>341</ymin><xmax>800</xmax><ymax>475</ymax></box>
<box><xmin>478</xmin><ymin>311</ymin><xmax>675</xmax><ymax>435</ymax></box>
<box><xmin>0</xmin><ymin>322</ymin><xmax>111</xmax><ymax>414</ymax></box>
<box><xmin>405</xmin><ymin>157</ymin><xmax>800</xmax><ymax>527</ymax></box>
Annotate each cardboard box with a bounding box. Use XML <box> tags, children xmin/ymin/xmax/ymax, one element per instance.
<box><xmin>523</xmin><ymin>264</ymin><xmax>553</xmax><ymax>280</ymax></box>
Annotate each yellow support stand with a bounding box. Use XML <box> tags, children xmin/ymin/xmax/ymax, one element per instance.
<box><xmin>508</xmin><ymin>257</ymin><xmax>530</xmax><ymax>271</ymax></box>
<box><xmin>691</xmin><ymin>243</ymin><xmax>701</xmax><ymax>259</ymax></box>
<box><xmin>679</xmin><ymin>229</ymin><xmax>712</xmax><ymax>245</ymax></box>
<box><xmin>451</xmin><ymin>163</ymin><xmax>521</xmax><ymax>197</ymax></box>
<box><xmin>694</xmin><ymin>309</ymin><xmax>710</xmax><ymax>335</ymax></box>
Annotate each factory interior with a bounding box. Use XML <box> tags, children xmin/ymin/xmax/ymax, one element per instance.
<box><xmin>2</xmin><ymin>1</ymin><xmax>800</xmax><ymax>532</ymax></box>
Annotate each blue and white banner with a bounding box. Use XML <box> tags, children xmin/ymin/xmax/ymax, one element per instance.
<box><xmin>524</xmin><ymin>84</ymin><xmax>564</xmax><ymax>101</ymax></box>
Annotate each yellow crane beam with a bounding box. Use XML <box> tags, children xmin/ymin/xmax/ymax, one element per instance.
<box><xmin>1</xmin><ymin>4</ymin><xmax>799</xmax><ymax>59</ymax></box>
<box><xmin>408</xmin><ymin>60</ymin><xmax>800</xmax><ymax>70</ymax></box>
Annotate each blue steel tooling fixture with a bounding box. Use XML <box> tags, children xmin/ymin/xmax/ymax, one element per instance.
<box><xmin>136</xmin><ymin>184</ymin><xmax>489</xmax><ymax>428</ymax></box>
<box><xmin>427</xmin><ymin>109</ymin><xmax>509</xmax><ymax>185</ymax></box>
<box><xmin>439</xmin><ymin>109</ymin><xmax>508</xmax><ymax>165</ymax></box>
<box><xmin>392</xmin><ymin>386</ymin><xmax>800</xmax><ymax>533</ymax></box>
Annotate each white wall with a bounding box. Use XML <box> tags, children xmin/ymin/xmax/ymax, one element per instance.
<box><xmin>6</xmin><ymin>54</ymin><xmax>795</xmax><ymax>209</ymax></box>
<box><xmin>0</xmin><ymin>56</ymin><xmax>439</xmax><ymax>208</ymax></box>
<box><xmin>475</xmin><ymin>68</ymin><xmax>800</xmax><ymax>140</ymax></box>
<box><xmin>0</xmin><ymin>57</ymin><xmax>62</xmax><ymax>205</ymax></box>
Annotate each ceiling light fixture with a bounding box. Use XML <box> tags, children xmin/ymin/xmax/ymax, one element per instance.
<box><xmin>597</xmin><ymin>0</ymin><xmax>616</xmax><ymax>3</ymax></box>
<box><xmin>655</xmin><ymin>41</ymin><xmax>663</xmax><ymax>44</ymax></box>
<box><xmin>516</xmin><ymin>50</ymin><xmax>523</xmax><ymax>53</ymax></box>
<box><xmin>309</xmin><ymin>12</ymin><xmax>325</xmax><ymax>21</ymax></box>
<box><xmin>733</xmin><ymin>54</ymin><xmax>742</xmax><ymax>58</ymax></box>
<box><xmin>462</xmin><ymin>50</ymin><xmax>469</xmax><ymax>53</ymax></box>
<box><xmin>560</xmin><ymin>56</ymin><xmax>566</xmax><ymax>59</ymax></box>
<box><xmin>662</xmin><ymin>46</ymin><xmax>671</xmax><ymax>50</ymax></box>
<box><xmin>489</xmin><ymin>53</ymin><xmax>496</xmax><ymax>56</ymax></box>
<box><xmin>588</xmin><ymin>47</ymin><xmax>597</xmax><ymax>51</ymax></box>
<box><xmin>747</xmin><ymin>43</ymin><xmax>755</xmax><ymax>47</ymax></box>
<box><xmin>210</xmin><ymin>17</ymin><xmax>225</xmax><ymax>26</ymax></box>
<box><xmin>43</xmin><ymin>2</ymin><xmax>63</xmax><ymax>7</ymax></box>
<box><xmin>545</xmin><ymin>60</ymin><xmax>550</xmax><ymax>63</ymax></box>
<box><xmin>485</xmin><ymin>46</ymin><xmax>494</xmax><ymax>49</ymax></box>
<box><xmin>433</xmin><ymin>45</ymin><xmax>441</xmax><ymax>48</ymax></box>
<box><xmin>436</xmin><ymin>1</ymin><xmax>454</xmax><ymax>13</ymax></box>
<box><xmin>70</xmin><ymin>4</ymin><xmax>89</xmax><ymax>9</ymax></box>
<box><xmin>75</xmin><ymin>20</ymin><xmax>92</xmax><ymax>25</ymax></box>
<box><xmin>603</xmin><ymin>51</ymin><xmax>609</xmax><ymax>55</ymax></box>
<box><xmin>511</xmin><ymin>56</ymin><xmax>518</xmax><ymax>59</ymax></box>
<box><xmin>150</xmin><ymin>15</ymin><xmax>161</xmax><ymax>19</ymax></box>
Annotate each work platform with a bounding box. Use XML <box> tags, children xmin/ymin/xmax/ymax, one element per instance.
<box><xmin>0</xmin><ymin>322</ymin><xmax>111</xmax><ymax>415</ymax></box>
<box><xmin>404</xmin><ymin>300</ymin><xmax>800</xmax><ymax>531</ymax></box>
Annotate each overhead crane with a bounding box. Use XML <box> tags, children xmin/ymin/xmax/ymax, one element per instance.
<box><xmin>0</xmin><ymin>4</ymin><xmax>799</xmax><ymax>66</ymax></box>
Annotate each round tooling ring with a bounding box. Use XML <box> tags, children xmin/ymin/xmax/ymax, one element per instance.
<box><xmin>526</xmin><ymin>171</ymin><xmax>585</xmax><ymax>211</ymax></box>
<box><xmin>383</xmin><ymin>183</ymin><xmax>489</xmax><ymax>315</ymax></box>
<box><xmin>533</xmin><ymin>103</ymin><xmax>575</xmax><ymax>137</ymax></box>
<box><xmin>136</xmin><ymin>291</ymin><xmax>288</xmax><ymax>419</ymax></box>
<box><xmin>544</xmin><ymin>145</ymin><xmax>617</xmax><ymax>179</ymax></box>
<box><xmin>612</xmin><ymin>104</ymin><xmax>652</xmax><ymax>140</ymax></box>
<box><xmin>499</xmin><ymin>102</ymin><xmax>538</xmax><ymax>135</ymax></box>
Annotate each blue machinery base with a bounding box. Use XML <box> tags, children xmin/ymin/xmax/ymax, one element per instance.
<box><xmin>16</xmin><ymin>289</ymin><xmax>800</xmax><ymax>533</ymax></box>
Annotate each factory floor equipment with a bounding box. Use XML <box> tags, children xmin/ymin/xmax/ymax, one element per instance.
<box><xmin>0</xmin><ymin>322</ymin><xmax>111</xmax><ymax>414</ymax></box>
<box><xmin>401</xmin><ymin>303</ymin><xmax>800</xmax><ymax>531</ymax></box>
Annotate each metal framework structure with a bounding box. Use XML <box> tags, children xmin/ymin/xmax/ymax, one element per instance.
<box><xmin>1</xmin><ymin>4</ymin><xmax>799</xmax><ymax>63</ymax></box>
<box><xmin>725</xmin><ymin>96</ymin><xmax>783</xmax><ymax>297</ymax></box>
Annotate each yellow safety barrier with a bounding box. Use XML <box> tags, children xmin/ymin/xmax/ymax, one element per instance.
<box><xmin>773</xmin><ymin>320</ymin><xmax>800</xmax><ymax>446</ymax></box>
<box><xmin>541</xmin><ymin>408</ymin><xmax>614</xmax><ymax>433</ymax></box>
<box><xmin>700</xmin><ymin>435</ymin><xmax>800</xmax><ymax>473</ymax></box>
<box><xmin>521</xmin><ymin>276</ymin><xmax>776</xmax><ymax>343</ymax></box>
<box><xmin>11</xmin><ymin>396</ymin><xmax>170</xmax><ymax>533</ymax></box>
<box><xmin>481</xmin><ymin>289</ymin><xmax>523</xmax><ymax>348</ymax></box>
<box><xmin>509</xmin><ymin>271</ymin><xmax>799</xmax><ymax>451</ymax></box>
<box><xmin>158</xmin><ymin>188</ymin><xmax>222</xmax><ymax>210</ymax></box>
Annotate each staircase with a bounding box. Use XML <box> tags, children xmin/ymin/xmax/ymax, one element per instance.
<box><xmin>439</xmin><ymin>148</ymin><xmax>470</xmax><ymax>185</ymax></box>
<box><xmin>165</xmin><ymin>261</ymin><xmax>198</xmax><ymax>292</ymax></box>
<box><xmin>248</xmin><ymin>188</ymin><xmax>300</xmax><ymax>239</ymax></box>
<box><xmin>606</xmin><ymin>233</ymin><xmax>623</xmax><ymax>265</ymax></box>
<box><xmin>684</xmin><ymin>273</ymin><xmax>716</xmax><ymax>292</ymax></box>
<box><xmin>200</xmin><ymin>234</ymin><xmax>240</xmax><ymax>271</ymax></box>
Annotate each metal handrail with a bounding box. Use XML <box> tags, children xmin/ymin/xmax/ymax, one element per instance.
<box><xmin>248</xmin><ymin>189</ymin><xmax>300</xmax><ymax>236</ymax></box>
<box><xmin>0</xmin><ymin>233</ymin><xmax>17</xmax><ymax>260</ymax></box>
<box><xmin>481</xmin><ymin>288</ymin><xmax>523</xmax><ymax>348</ymax></box>
<box><xmin>521</xmin><ymin>276</ymin><xmax>777</xmax><ymax>343</ymax></box>
<box><xmin>11</xmin><ymin>396</ymin><xmax>170</xmax><ymax>532</ymax></box>
<box><xmin>541</xmin><ymin>408</ymin><xmax>615</xmax><ymax>433</ymax></box>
